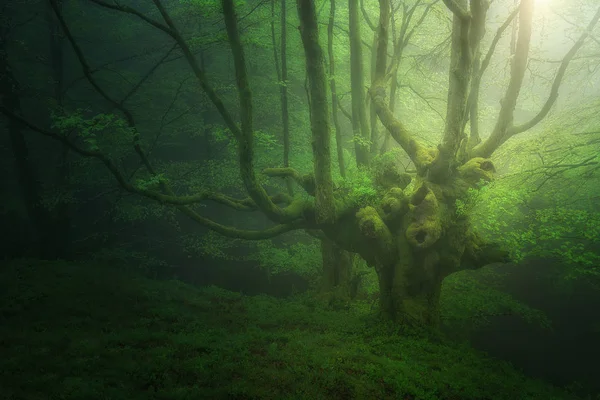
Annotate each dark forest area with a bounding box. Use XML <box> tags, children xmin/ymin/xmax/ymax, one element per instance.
<box><xmin>1</xmin><ymin>0</ymin><xmax>599</xmax><ymax>398</ymax></box>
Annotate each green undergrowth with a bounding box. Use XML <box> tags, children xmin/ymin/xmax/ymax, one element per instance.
<box><xmin>0</xmin><ymin>259</ymin><xmax>584</xmax><ymax>400</ymax></box>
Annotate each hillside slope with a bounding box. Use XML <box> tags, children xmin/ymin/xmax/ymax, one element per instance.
<box><xmin>0</xmin><ymin>259</ymin><xmax>582</xmax><ymax>399</ymax></box>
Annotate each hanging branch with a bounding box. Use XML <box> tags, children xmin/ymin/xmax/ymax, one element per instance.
<box><xmin>50</xmin><ymin>0</ymin><xmax>159</xmax><ymax>177</ymax></box>
<box><xmin>88</xmin><ymin>0</ymin><xmax>308</xmax><ymax>223</ymax></box>
<box><xmin>88</xmin><ymin>0</ymin><xmax>241</xmax><ymax>142</ymax></box>
<box><xmin>31</xmin><ymin>0</ymin><xmax>314</xmax><ymax>240</ymax></box>
<box><xmin>0</xmin><ymin>107</ymin><xmax>303</xmax><ymax>239</ymax></box>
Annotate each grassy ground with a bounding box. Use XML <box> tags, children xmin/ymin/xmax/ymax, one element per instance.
<box><xmin>0</xmin><ymin>259</ymin><xmax>586</xmax><ymax>399</ymax></box>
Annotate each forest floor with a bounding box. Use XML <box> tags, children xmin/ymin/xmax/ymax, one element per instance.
<box><xmin>0</xmin><ymin>259</ymin><xmax>590</xmax><ymax>400</ymax></box>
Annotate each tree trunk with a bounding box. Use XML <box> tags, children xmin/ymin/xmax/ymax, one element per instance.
<box><xmin>327</xmin><ymin>0</ymin><xmax>346</xmax><ymax>178</ymax></box>
<box><xmin>375</xmin><ymin>238</ymin><xmax>446</xmax><ymax>326</ymax></box>
<box><xmin>297</xmin><ymin>0</ymin><xmax>336</xmax><ymax>224</ymax></box>
<box><xmin>320</xmin><ymin>236</ymin><xmax>357</xmax><ymax>308</ymax></box>
<box><xmin>348</xmin><ymin>0</ymin><xmax>371</xmax><ymax>167</ymax></box>
<box><xmin>321</xmin><ymin>236</ymin><xmax>354</xmax><ymax>291</ymax></box>
<box><xmin>272</xmin><ymin>0</ymin><xmax>293</xmax><ymax>194</ymax></box>
<box><xmin>373</xmin><ymin>208</ymin><xmax>509</xmax><ymax>326</ymax></box>
<box><xmin>279</xmin><ymin>0</ymin><xmax>293</xmax><ymax>195</ymax></box>
<box><xmin>46</xmin><ymin>0</ymin><xmax>71</xmax><ymax>259</ymax></box>
<box><xmin>1</xmin><ymin>19</ymin><xmax>69</xmax><ymax>260</ymax></box>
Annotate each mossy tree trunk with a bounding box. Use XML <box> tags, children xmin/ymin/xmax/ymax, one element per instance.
<box><xmin>323</xmin><ymin>156</ymin><xmax>505</xmax><ymax>326</ymax></box>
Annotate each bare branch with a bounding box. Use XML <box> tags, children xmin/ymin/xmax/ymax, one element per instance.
<box><xmin>479</xmin><ymin>5</ymin><xmax>520</xmax><ymax>78</ymax></box>
<box><xmin>369</xmin><ymin>82</ymin><xmax>436</xmax><ymax>172</ymax></box>
<box><xmin>89</xmin><ymin>0</ymin><xmax>242</xmax><ymax>143</ymax></box>
<box><xmin>465</xmin><ymin>4</ymin><xmax>519</xmax><ymax>151</ymax></box>
<box><xmin>360</xmin><ymin>0</ymin><xmax>376</xmax><ymax>31</ymax></box>
<box><xmin>399</xmin><ymin>83</ymin><xmax>445</xmax><ymax>120</ymax></box>
<box><xmin>263</xmin><ymin>167</ymin><xmax>315</xmax><ymax>195</ymax></box>
<box><xmin>336</xmin><ymin>98</ymin><xmax>353</xmax><ymax>121</ymax></box>
<box><xmin>474</xmin><ymin>4</ymin><xmax>600</xmax><ymax>157</ymax></box>
<box><xmin>404</xmin><ymin>1</ymin><xmax>439</xmax><ymax>46</ymax></box>
<box><xmin>121</xmin><ymin>43</ymin><xmax>178</xmax><ymax>105</ymax></box>
<box><xmin>472</xmin><ymin>0</ymin><xmax>534</xmax><ymax>158</ymax></box>
<box><xmin>88</xmin><ymin>0</ymin><xmax>173</xmax><ymax>36</ymax></box>
<box><xmin>369</xmin><ymin>0</ymin><xmax>437</xmax><ymax>172</ymax></box>
<box><xmin>512</xmin><ymin>6</ymin><xmax>600</xmax><ymax>134</ymax></box>
<box><xmin>50</xmin><ymin>0</ymin><xmax>158</xmax><ymax>176</ymax></box>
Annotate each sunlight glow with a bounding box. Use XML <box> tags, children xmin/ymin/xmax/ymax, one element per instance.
<box><xmin>534</xmin><ymin>0</ymin><xmax>552</xmax><ymax>14</ymax></box>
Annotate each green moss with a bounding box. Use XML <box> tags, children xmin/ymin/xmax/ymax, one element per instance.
<box><xmin>406</xmin><ymin>187</ymin><xmax>442</xmax><ymax>248</ymax></box>
<box><xmin>357</xmin><ymin>206</ymin><xmax>389</xmax><ymax>239</ymax></box>
<box><xmin>380</xmin><ymin>188</ymin><xmax>409</xmax><ymax>223</ymax></box>
<box><xmin>371</xmin><ymin>152</ymin><xmax>412</xmax><ymax>191</ymax></box>
<box><xmin>457</xmin><ymin>157</ymin><xmax>495</xmax><ymax>186</ymax></box>
<box><xmin>334</xmin><ymin>166</ymin><xmax>379</xmax><ymax>208</ymax></box>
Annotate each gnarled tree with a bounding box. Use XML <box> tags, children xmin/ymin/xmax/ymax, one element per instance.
<box><xmin>3</xmin><ymin>0</ymin><xmax>599</xmax><ymax>326</ymax></box>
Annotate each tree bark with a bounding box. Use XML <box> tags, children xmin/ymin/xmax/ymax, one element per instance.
<box><xmin>272</xmin><ymin>0</ymin><xmax>293</xmax><ymax>195</ymax></box>
<box><xmin>321</xmin><ymin>236</ymin><xmax>355</xmax><ymax>298</ymax></box>
<box><xmin>327</xmin><ymin>0</ymin><xmax>346</xmax><ymax>178</ymax></box>
<box><xmin>349</xmin><ymin>0</ymin><xmax>371</xmax><ymax>166</ymax></box>
<box><xmin>297</xmin><ymin>0</ymin><xmax>336</xmax><ymax>225</ymax></box>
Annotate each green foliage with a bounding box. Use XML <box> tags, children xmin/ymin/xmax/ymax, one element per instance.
<box><xmin>253</xmin><ymin>239</ymin><xmax>322</xmax><ymax>285</ymax></box>
<box><xmin>183</xmin><ymin>230</ymin><xmax>322</xmax><ymax>284</ymax></box>
<box><xmin>182</xmin><ymin>230</ymin><xmax>242</xmax><ymax>261</ymax></box>
<box><xmin>349</xmin><ymin>134</ymin><xmax>372</xmax><ymax>149</ymax></box>
<box><xmin>89</xmin><ymin>247</ymin><xmax>172</xmax><ymax>278</ymax></box>
<box><xmin>51</xmin><ymin>110</ymin><xmax>135</xmax><ymax>156</ymax></box>
<box><xmin>454</xmin><ymin>179</ymin><xmax>490</xmax><ymax>217</ymax></box>
<box><xmin>477</xmin><ymin>94</ymin><xmax>600</xmax><ymax>285</ymax></box>
<box><xmin>334</xmin><ymin>166</ymin><xmax>378</xmax><ymax>207</ymax></box>
<box><xmin>441</xmin><ymin>268</ymin><xmax>551</xmax><ymax>331</ymax></box>
<box><xmin>464</xmin><ymin>139</ymin><xmax>600</xmax><ymax>275</ymax></box>
<box><xmin>254</xmin><ymin>129</ymin><xmax>279</xmax><ymax>150</ymax></box>
<box><xmin>469</xmin><ymin>177</ymin><xmax>600</xmax><ymax>284</ymax></box>
<box><xmin>177</xmin><ymin>0</ymin><xmax>245</xmax><ymax>18</ymax></box>
<box><xmin>528</xmin><ymin>207</ymin><xmax>600</xmax><ymax>280</ymax></box>
<box><xmin>134</xmin><ymin>173</ymin><xmax>169</xmax><ymax>190</ymax></box>
<box><xmin>352</xmin><ymin>258</ymin><xmax>379</xmax><ymax>297</ymax></box>
<box><xmin>112</xmin><ymin>198</ymin><xmax>175</xmax><ymax>223</ymax></box>
<box><xmin>469</xmin><ymin>181</ymin><xmax>533</xmax><ymax>262</ymax></box>
<box><xmin>371</xmin><ymin>147</ymin><xmax>406</xmax><ymax>166</ymax></box>
<box><xmin>0</xmin><ymin>260</ymin><xmax>583</xmax><ymax>400</ymax></box>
